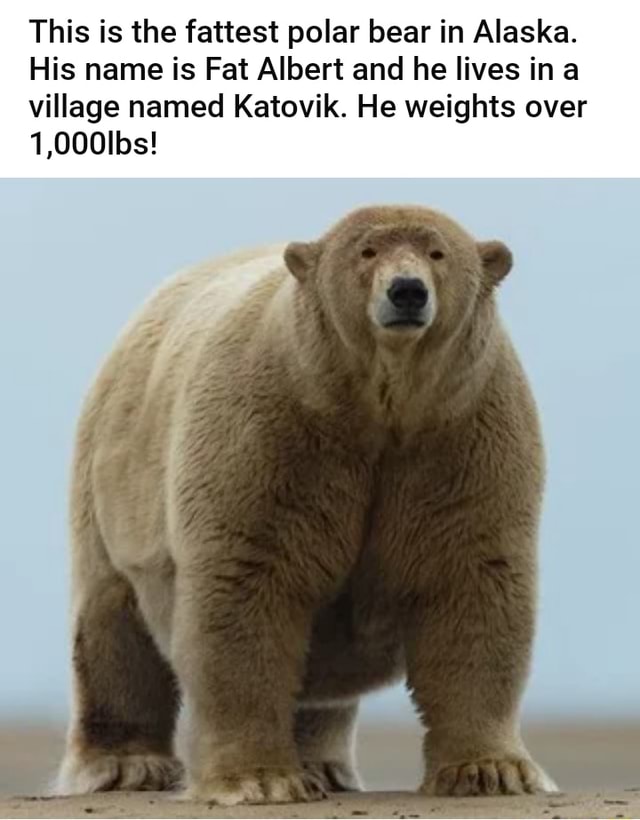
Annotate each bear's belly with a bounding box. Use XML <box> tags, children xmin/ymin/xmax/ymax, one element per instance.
<box><xmin>299</xmin><ymin>587</ymin><xmax>405</xmax><ymax>705</ymax></box>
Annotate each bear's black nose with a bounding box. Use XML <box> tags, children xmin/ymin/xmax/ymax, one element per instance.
<box><xmin>387</xmin><ymin>277</ymin><xmax>428</xmax><ymax>311</ymax></box>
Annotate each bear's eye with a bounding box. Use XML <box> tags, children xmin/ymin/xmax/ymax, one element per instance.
<box><xmin>362</xmin><ymin>247</ymin><xmax>377</xmax><ymax>259</ymax></box>
<box><xmin>430</xmin><ymin>250</ymin><xmax>445</xmax><ymax>261</ymax></box>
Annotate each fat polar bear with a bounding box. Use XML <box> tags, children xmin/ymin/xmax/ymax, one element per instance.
<box><xmin>57</xmin><ymin>205</ymin><xmax>556</xmax><ymax>803</ymax></box>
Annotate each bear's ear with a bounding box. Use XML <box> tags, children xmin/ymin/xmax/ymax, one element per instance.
<box><xmin>477</xmin><ymin>240</ymin><xmax>513</xmax><ymax>287</ymax></box>
<box><xmin>284</xmin><ymin>241</ymin><xmax>320</xmax><ymax>283</ymax></box>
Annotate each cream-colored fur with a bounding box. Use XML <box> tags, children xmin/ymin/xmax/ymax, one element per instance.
<box><xmin>56</xmin><ymin>206</ymin><xmax>556</xmax><ymax>803</ymax></box>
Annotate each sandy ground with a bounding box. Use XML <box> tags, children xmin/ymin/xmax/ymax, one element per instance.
<box><xmin>3</xmin><ymin>790</ymin><xmax>640</xmax><ymax>820</ymax></box>
<box><xmin>1</xmin><ymin>722</ymin><xmax>639</xmax><ymax>818</ymax></box>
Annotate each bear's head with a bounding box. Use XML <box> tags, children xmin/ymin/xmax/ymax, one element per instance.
<box><xmin>284</xmin><ymin>205</ymin><xmax>511</xmax><ymax>357</ymax></box>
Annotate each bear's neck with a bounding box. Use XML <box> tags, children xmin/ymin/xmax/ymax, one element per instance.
<box><xmin>269</xmin><ymin>279</ymin><xmax>503</xmax><ymax>446</ymax></box>
<box><xmin>355</xmin><ymin>309</ymin><xmax>503</xmax><ymax>439</ymax></box>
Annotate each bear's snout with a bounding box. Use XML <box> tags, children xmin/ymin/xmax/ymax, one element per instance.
<box><xmin>373</xmin><ymin>274</ymin><xmax>432</xmax><ymax>332</ymax></box>
<box><xmin>387</xmin><ymin>277</ymin><xmax>428</xmax><ymax>312</ymax></box>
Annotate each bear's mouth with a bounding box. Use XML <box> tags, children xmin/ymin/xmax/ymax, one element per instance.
<box><xmin>383</xmin><ymin>317</ymin><xmax>426</xmax><ymax>329</ymax></box>
<box><xmin>373</xmin><ymin>297</ymin><xmax>433</xmax><ymax>333</ymax></box>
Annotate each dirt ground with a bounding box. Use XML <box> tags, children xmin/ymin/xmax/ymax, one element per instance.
<box><xmin>1</xmin><ymin>722</ymin><xmax>639</xmax><ymax>818</ymax></box>
<box><xmin>3</xmin><ymin>790</ymin><xmax>640</xmax><ymax>820</ymax></box>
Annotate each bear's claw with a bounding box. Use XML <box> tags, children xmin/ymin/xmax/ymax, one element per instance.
<box><xmin>422</xmin><ymin>756</ymin><xmax>558</xmax><ymax>797</ymax></box>
<box><xmin>185</xmin><ymin>766</ymin><xmax>327</xmax><ymax>805</ymax></box>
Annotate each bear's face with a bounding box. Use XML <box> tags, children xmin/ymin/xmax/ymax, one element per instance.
<box><xmin>284</xmin><ymin>206</ymin><xmax>512</xmax><ymax>355</ymax></box>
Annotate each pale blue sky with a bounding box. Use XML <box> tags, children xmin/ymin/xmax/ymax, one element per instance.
<box><xmin>1</xmin><ymin>179</ymin><xmax>638</xmax><ymax>723</ymax></box>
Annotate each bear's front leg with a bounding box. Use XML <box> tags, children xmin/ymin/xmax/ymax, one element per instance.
<box><xmin>171</xmin><ymin>559</ymin><xmax>326</xmax><ymax>805</ymax></box>
<box><xmin>404</xmin><ymin>535</ymin><xmax>557</xmax><ymax>797</ymax></box>
<box><xmin>168</xmin><ymin>379</ymin><xmax>369</xmax><ymax>804</ymax></box>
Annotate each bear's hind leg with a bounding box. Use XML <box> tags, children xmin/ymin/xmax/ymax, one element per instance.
<box><xmin>295</xmin><ymin>703</ymin><xmax>362</xmax><ymax>792</ymax></box>
<box><xmin>56</xmin><ymin>574</ymin><xmax>182</xmax><ymax>794</ymax></box>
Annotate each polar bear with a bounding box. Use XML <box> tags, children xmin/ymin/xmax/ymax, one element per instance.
<box><xmin>56</xmin><ymin>205</ymin><xmax>556</xmax><ymax>803</ymax></box>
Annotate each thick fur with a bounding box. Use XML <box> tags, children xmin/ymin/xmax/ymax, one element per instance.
<box><xmin>57</xmin><ymin>206</ymin><xmax>556</xmax><ymax>803</ymax></box>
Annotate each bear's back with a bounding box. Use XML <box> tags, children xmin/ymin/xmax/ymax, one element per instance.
<box><xmin>79</xmin><ymin>244</ymin><xmax>287</xmax><ymax>560</ymax></box>
<box><xmin>89</xmin><ymin>242</ymin><xmax>286</xmax><ymax>416</ymax></box>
